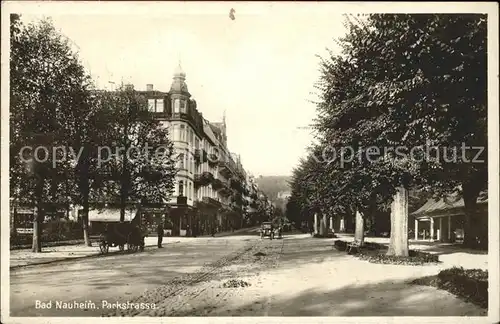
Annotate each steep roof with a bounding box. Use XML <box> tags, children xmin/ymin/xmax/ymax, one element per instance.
<box><xmin>411</xmin><ymin>191</ymin><xmax>488</xmax><ymax>218</ymax></box>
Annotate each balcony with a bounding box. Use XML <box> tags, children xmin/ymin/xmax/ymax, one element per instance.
<box><xmin>250</xmin><ymin>201</ymin><xmax>259</xmax><ymax>209</ymax></box>
<box><xmin>218</xmin><ymin>159</ymin><xmax>236</xmax><ymax>178</ymax></box>
<box><xmin>231</xmin><ymin>194</ymin><xmax>244</xmax><ymax>207</ymax></box>
<box><xmin>194</xmin><ymin>149</ymin><xmax>208</xmax><ymax>164</ymax></box>
<box><xmin>194</xmin><ymin>171</ymin><xmax>213</xmax><ymax>188</ymax></box>
<box><xmin>211</xmin><ymin>178</ymin><xmax>224</xmax><ymax>190</ymax></box>
<box><xmin>176</xmin><ymin>196</ymin><xmax>188</xmax><ymax>206</ymax></box>
<box><xmin>207</xmin><ymin>153</ymin><xmax>219</xmax><ymax>167</ymax></box>
<box><xmin>230</xmin><ymin>179</ymin><xmax>244</xmax><ymax>193</ymax></box>
<box><xmin>219</xmin><ymin>185</ymin><xmax>233</xmax><ymax>197</ymax></box>
<box><xmin>202</xmin><ymin>196</ymin><xmax>222</xmax><ymax>208</ymax></box>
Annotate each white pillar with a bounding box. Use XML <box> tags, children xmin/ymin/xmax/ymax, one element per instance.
<box><xmin>447</xmin><ymin>215</ymin><xmax>451</xmax><ymax>241</ymax></box>
<box><xmin>438</xmin><ymin>217</ymin><xmax>442</xmax><ymax>241</ymax></box>
<box><xmin>314</xmin><ymin>213</ymin><xmax>318</xmax><ymax>234</ymax></box>
<box><xmin>414</xmin><ymin>219</ymin><xmax>418</xmax><ymax>240</ymax></box>
<box><xmin>430</xmin><ymin>218</ymin><xmax>434</xmax><ymax>241</ymax></box>
<box><xmin>329</xmin><ymin>217</ymin><xmax>333</xmax><ymax>230</ymax></box>
<box><xmin>340</xmin><ymin>217</ymin><xmax>345</xmax><ymax>232</ymax></box>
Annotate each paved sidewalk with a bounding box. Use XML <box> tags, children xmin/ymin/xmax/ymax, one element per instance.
<box><xmin>10</xmin><ymin>228</ymin><xmax>259</xmax><ymax>269</ymax></box>
<box><xmin>10</xmin><ymin>237</ymin><xmax>186</xmax><ymax>269</ymax></box>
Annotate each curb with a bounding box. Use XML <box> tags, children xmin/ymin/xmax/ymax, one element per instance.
<box><xmin>10</xmin><ymin>243</ymin><xmax>167</xmax><ymax>270</ymax></box>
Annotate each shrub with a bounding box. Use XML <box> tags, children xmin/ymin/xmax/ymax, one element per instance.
<box><xmin>333</xmin><ymin>240</ymin><xmax>347</xmax><ymax>251</ymax></box>
<box><xmin>412</xmin><ymin>267</ymin><xmax>488</xmax><ymax>308</ymax></box>
<box><xmin>333</xmin><ymin>240</ymin><xmax>439</xmax><ymax>265</ymax></box>
<box><xmin>357</xmin><ymin>252</ymin><xmax>440</xmax><ymax>265</ymax></box>
<box><xmin>333</xmin><ymin>240</ymin><xmax>385</xmax><ymax>252</ymax></box>
<box><xmin>10</xmin><ymin>220</ymin><xmax>83</xmax><ymax>247</ymax></box>
<box><xmin>313</xmin><ymin>233</ymin><xmax>337</xmax><ymax>238</ymax></box>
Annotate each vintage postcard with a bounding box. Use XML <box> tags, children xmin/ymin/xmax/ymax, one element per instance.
<box><xmin>1</xmin><ymin>1</ymin><xmax>498</xmax><ymax>323</ymax></box>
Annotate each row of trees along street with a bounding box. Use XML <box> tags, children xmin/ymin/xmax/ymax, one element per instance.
<box><xmin>286</xmin><ymin>14</ymin><xmax>487</xmax><ymax>254</ymax></box>
<box><xmin>10</xmin><ymin>16</ymin><xmax>183</xmax><ymax>252</ymax></box>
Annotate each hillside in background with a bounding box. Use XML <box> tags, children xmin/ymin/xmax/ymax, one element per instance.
<box><xmin>255</xmin><ymin>175</ymin><xmax>291</xmax><ymax>211</ymax></box>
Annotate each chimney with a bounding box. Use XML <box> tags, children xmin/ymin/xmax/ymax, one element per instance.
<box><xmin>146</xmin><ymin>84</ymin><xmax>154</xmax><ymax>91</ymax></box>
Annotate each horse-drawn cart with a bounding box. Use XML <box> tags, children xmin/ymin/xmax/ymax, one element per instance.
<box><xmin>98</xmin><ymin>220</ymin><xmax>146</xmax><ymax>254</ymax></box>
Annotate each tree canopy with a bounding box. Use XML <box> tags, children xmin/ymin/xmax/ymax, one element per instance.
<box><xmin>287</xmin><ymin>14</ymin><xmax>487</xmax><ymax>249</ymax></box>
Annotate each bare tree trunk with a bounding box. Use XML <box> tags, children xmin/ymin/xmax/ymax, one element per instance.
<box><xmin>462</xmin><ymin>182</ymin><xmax>481</xmax><ymax>249</ymax></box>
<box><xmin>82</xmin><ymin>208</ymin><xmax>91</xmax><ymax>247</ymax></box>
<box><xmin>318</xmin><ymin>213</ymin><xmax>326</xmax><ymax>236</ymax></box>
<box><xmin>313</xmin><ymin>213</ymin><xmax>319</xmax><ymax>235</ymax></box>
<box><xmin>32</xmin><ymin>176</ymin><xmax>44</xmax><ymax>253</ymax></box>
<box><xmin>354</xmin><ymin>210</ymin><xmax>365</xmax><ymax>246</ymax></box>
<box><xmin>387</xmin><ymin>186</ymin><xmax>409</xmax><ymax>256</ymax></box>
<box><xmin>82</xmin><ymin>182</ymin><xmax>91</xmax><ymax>246</ymax></box>
<box><xmin>32</xmin><ymin>206</ymin><xmax>42</xmax><ymax>252</ymax></box>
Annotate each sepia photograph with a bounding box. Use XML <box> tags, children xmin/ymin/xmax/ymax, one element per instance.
<box><xmin>1</xmin><ymin>1</ymin><xmax>498</xmax><ymax>323</ymax></box>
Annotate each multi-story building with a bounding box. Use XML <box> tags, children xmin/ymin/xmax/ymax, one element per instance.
<box><xmin>140</xmin><ymin>64</ymin><xmax>252</xmax><ymax>236</ymax></box>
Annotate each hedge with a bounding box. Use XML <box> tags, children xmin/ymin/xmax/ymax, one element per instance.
<box><xmin>333</xmin><ymin>239</ymin><xmax>440</xmax><ymax>265</ymax></box>
<box><xmin>412</xmin><ymin>267</ymin><xmax>488</xmax><ymax>308</ymax></box>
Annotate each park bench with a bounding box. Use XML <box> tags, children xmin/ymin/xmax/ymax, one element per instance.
<box><xmin>346</xmin><ymin>240</ymin><xmax>362</xmax><ymax>254</ymax></box>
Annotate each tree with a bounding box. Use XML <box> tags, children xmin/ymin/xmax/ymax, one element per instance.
<box><xmin>99</xmin><ymin>86</ymin><xmax>177</xmax><ymax>222</ymax></box>
<box><xmin>312</xmin><ymin>14</ymin><xmax>487</xmax><ymax>254</ymax></box>
<box><xmin>67</xmin><ymin>89</ymin><xmax>119</xmax><ymax>246</ymax></box>
<box><xmin>10</xmin><ymin>17</ymin><xmax>93</xmax><ymax>252</ymax></box>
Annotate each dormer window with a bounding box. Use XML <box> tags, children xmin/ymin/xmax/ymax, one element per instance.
<box><xmin>148</xmin><ymin>99</ymin><xmax>155</xmax><ymax>112</ymax></box>
<box><xmin>174</xmin><ymin>99</ymin><xmax>180</xmax><ymax>113</ymax></box>
<box><xmin>180</xmin><ymin>100</ymin><xmax>187</xmax><ymax>113</ymax></box>
<box><xmin>156</xmin><ymin>99</ymin><xmax>164</xmax><ymax>112</ymax></box>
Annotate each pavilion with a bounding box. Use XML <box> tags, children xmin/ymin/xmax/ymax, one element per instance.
<box><xmin>411</xmin><ymin>191</ymin><xmax>488</xmax><ymax>243</ymax></box>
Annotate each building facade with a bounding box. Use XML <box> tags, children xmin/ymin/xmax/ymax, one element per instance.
<box><xmin>139</xmin><ymin>64</ymin><xmax>255</xmax><ymax>236</ymax></box>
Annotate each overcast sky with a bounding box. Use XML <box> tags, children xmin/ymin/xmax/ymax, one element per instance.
<box><xmin>17</xmin><ymin>4</ymin><xmax>347</xmax><ymax>177</ymax></box>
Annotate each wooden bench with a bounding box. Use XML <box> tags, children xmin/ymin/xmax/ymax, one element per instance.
<box><xmin>346</xmin><ymin>240</ymin><xmax>362</xmax><ymax>254</ymax></box>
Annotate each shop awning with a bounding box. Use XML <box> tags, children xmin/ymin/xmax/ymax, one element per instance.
<box><xmin>88</xmin><ymin>208</ymin><xmax>137</xmax><ymax>222</ymax></box>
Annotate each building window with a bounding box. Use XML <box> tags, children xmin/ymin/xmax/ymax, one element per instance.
<box><xmin>190</xmin><ymin>130</ymin><xmax>194</xmax><ymax>145</ymax></box>
<box><xmin>180</xmin><ymin>125</ymin><xmax>186</xmax><ymax>142</ymax></box>
<box><xmin>177</xmin><ymin>153</ymin><xmax>185</xmax><ymax>169</ymax></box>
<box><xmin>178</xmin><ymin>180</ymin><xmax>184</xmax><ymax>197</ymax></box>
<box><xmin>148</xmin><ymin>99</ymin><xmax>155</xmax><ymax>112</ymax></box>
<box><xmin>195</xmin><ymin>138</ymin><xmax>200</xmax><ymax>150</ymax></box>
<box><xmin>156</xmin><ymin>99</ymin><xmax>164</xmax><ymax>112</ymax></box>
<box><xmin>188</xmin><ymin>182</ymin><xmax>192</xmax><ymax>200</ymax></box>
<box><xmin>172</xmin><ymin>124</ymin><xmax>179</xmax><ymax>141</ymax></box>
<box><xmin>174</xmin><ymin>99</ymin><xmax>180</xmax><ymax>113</ymax></box>
<box><xmin>180</xmin><ymin>100</ymin><xmax>186</xmax><ymax>113</ymax></box>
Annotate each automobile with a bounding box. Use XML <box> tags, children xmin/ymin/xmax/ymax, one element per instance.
<box><xmin>454</xmin><ymin>229</ymin><xmax>464</xmax><ymax>243</ymax></box>
<box><xmin>260</xmin><ymin>222</ymin><xmax>275</xmax><ymax>240</ymax></box>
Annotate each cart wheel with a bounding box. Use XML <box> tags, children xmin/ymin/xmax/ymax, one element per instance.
<box><xmin>270</xmin><ymin>232</ymin><xmax>274</xmax><ymax>240</ymax></box>
<box><xmin>99</xmin><ymin>241</ymin><xmax>109</xmax><ymax>254</ymax></box>
<box><xmin>119</xmin><ymin>244</ymin><xmax>125</xmax><ymax>252</ymax></box>
<box><xmin>127</xmin><ymin>243</ymin><xmax>138</xmax><ymax>253</ymax></box>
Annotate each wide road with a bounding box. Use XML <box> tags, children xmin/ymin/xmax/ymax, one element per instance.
<box><xmin>10</xmin><ymin>230</ymin><xmax>486</xmax><ymax>317</ymax></box>
<box><xmin>10</xmin><ymin>229</ymin><xmax>261</xmax><ymax>317</ymax></box>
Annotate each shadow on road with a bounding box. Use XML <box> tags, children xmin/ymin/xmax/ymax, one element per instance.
<box><xmin>172</xmin><ymin>277</ymin><xmax>487</xmax><ymax>317</ymax></box>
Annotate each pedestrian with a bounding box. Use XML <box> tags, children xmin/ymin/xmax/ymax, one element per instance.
<box><xmin>157</xmin><ymin>222</ymin><xmax>164</xmax><ymax>248</ymax></box>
